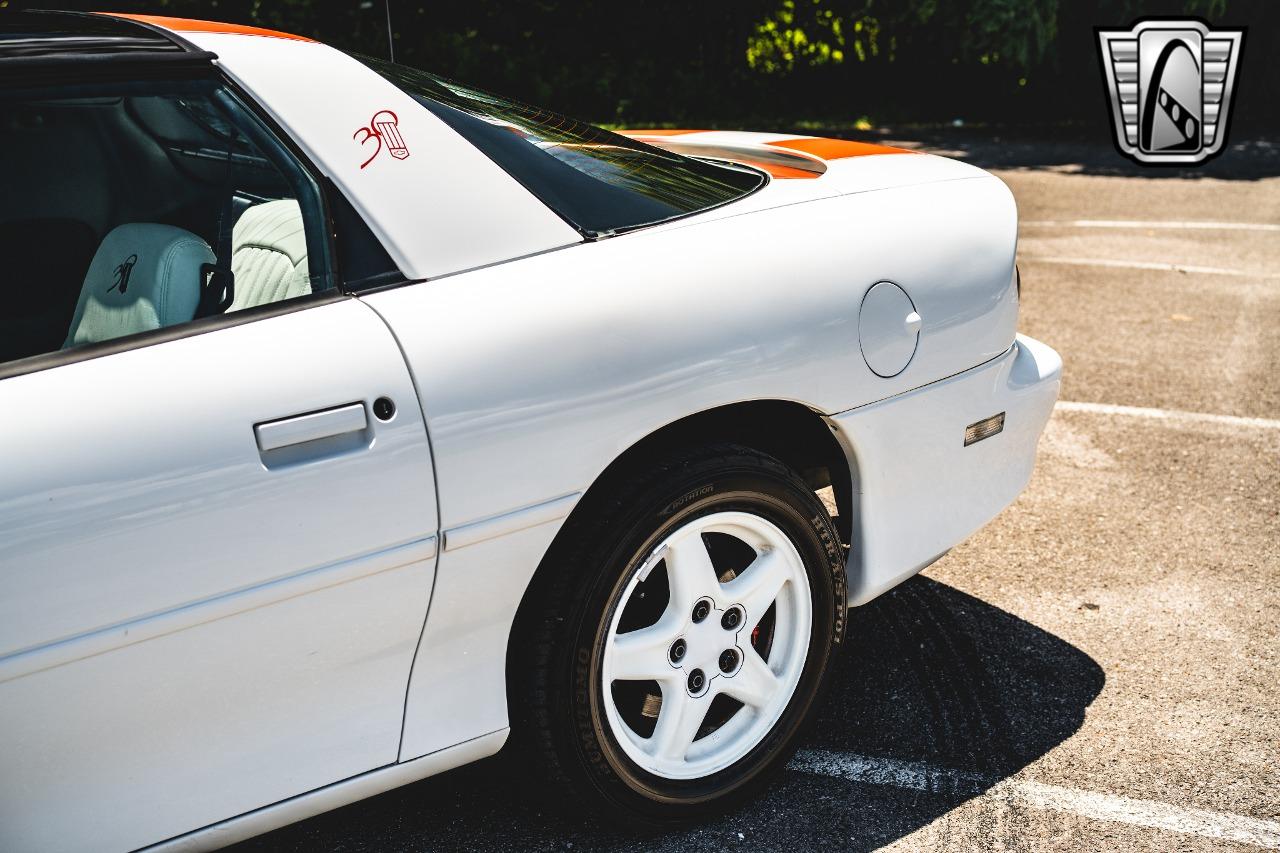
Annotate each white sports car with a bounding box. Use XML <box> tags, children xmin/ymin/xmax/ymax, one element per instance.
<box><xmin>0</xmin><ymin>11</ymin><xmax>1062</xmax><ymax>852</ymax></box>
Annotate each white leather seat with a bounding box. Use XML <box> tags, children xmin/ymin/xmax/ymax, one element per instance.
<box><xmin>229</xmin><ymin>199</ymin><xmax>311</xmax><ymax>312</ymax></box>
<box><xmin>63</xmin><ymin>223</ymin><xmax>214</xmax><ymax>348</ymax></box>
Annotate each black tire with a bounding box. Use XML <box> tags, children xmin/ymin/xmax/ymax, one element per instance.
<box><xmin>510</xmin><ymin>443</ymin><xmax>847</xmax><ymax>825</ymax></box>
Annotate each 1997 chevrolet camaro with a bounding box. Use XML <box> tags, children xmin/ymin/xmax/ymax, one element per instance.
<box><xmin>0</xmin><ymin>11</ymin><xmax>1062</xmax><ymax>852</ymax></box>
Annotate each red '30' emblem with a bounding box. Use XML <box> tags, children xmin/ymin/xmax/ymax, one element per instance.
<box><xmin>353</xmin><ymin>109</ymin><xmax>409</xmax><ymax>169</ymax></box>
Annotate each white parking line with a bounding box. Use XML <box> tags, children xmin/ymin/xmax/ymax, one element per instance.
<box><xmin>791</xmin><ymin>749</ymin><xmax>1280</xmax><ymax>849</ymax></box>
<box><xmin>1056</xmin><ymin>400</ymin><xmax>1280</xmax><ymax>431</ymax></box>
<box><xmin>1022</xmin><ymin>256</ymin><xmax>1278</xmax><ymax>279</ymax></box>
<box><xmin>1022</xmin><ymin>219</ymin><xmax>1280</xmax><ymax>232</ymax></box>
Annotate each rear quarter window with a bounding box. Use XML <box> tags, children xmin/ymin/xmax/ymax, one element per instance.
<box><xmin>358</xmin><ymin>56</ymin><xmax>763</xmax><ymax>237</ymax></box>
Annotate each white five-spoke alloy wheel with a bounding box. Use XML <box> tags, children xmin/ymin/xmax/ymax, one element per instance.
<box><xmin>513</xmin><ymin>444</ymin><xmax>845</xmax><ymax>825</ymax></box>
<box><xmin>602</xmin><ymin>512</ymin><xmax>812</xmax><ymax>780</ymax></box>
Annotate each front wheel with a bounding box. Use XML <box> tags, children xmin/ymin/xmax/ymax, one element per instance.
<box><xmin>513</xmin><ymin>444</ymin><xmax>847</xmax><ymax>824</ymax></box>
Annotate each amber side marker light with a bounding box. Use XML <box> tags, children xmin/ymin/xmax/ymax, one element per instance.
<box><xmin>964</xmin><ymin>412</ymin><xmax>1006</xmax><ymax>447</ymax></box>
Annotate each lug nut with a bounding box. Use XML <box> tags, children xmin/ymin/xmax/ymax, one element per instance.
<box><xmin>669</xmin><ymin>638</ymin><xmax>687</xmax><ymax>664</ymax></box>
<box><xmin>687</xmin><ymin>668</ymin><xmax>706</xmax><ymax>693</ymax></box>
<box><xmin>719</xmin><ymin>648</ymin><xmax>740</xmax><ymax>673</ymax></box>
<box><xmin>721</xmin><ymin>606</ymin><xmax>743</xmax><ymax>631</ymax></box>
<box><xmin>691</xmin><ymin>599</ymin><xmax>712</xmax><ymax>623</ymax></box>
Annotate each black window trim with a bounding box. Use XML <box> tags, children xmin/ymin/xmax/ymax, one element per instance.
<box><xmin>0</xmin><ymin>10</ymin><xmax>215</xmax><ymax>74</ymax></box>
<box><xmin>0</xmin><ymin>290</ymin><xmax>354</xmax><ymax>382</ymax></box>
<box><xmin>0</xmin><ymin>60</ymin><xmax>410</xmax><ymax>383</ymax></box>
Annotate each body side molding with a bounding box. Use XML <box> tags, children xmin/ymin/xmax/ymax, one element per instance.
<box><xmin>442</xmin><ymin>492</ymin><xmax>580</xmax><ymax>551</ymax></box>
<box><xmin>0</xmin><ymin>535</ymin><xmax>438</xmax><ymax>685</ymax></box>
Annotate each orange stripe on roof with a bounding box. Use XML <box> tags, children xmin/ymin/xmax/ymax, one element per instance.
<box><xmin>768</xmin><ymin>137</ymin><xmax>915</xmax><ymax>160</ymax></box>
<box><xmin>102</xmin><ymin>14</ymin><xmax>315</xmax><ymax>43</ymax></box>
<box><xmin>617</xmin><ymin>129</ymin><xmax>707</xmax><ymax>137</ymax></box>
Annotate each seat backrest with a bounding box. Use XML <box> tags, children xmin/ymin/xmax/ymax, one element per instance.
<box><xmin>229</xmin><ymin>199</ymin><xmax>311</xmax><ymax>312</ymax></box>
<box><xmin>63</xmin><ymin>223</ymin><xmax>214</xmax><ymax>349</ymax></box>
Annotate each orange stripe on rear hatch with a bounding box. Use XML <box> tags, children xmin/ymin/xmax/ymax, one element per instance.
<box><xmin>102</xmin><ymin>14</ymin><xmax>315</xmax><ymax>43</ymax></box>
<box><xmin>768</xmin><ymin>138</ymin><xmax>914</xmax><ymax>160</ymax></box>
<box><xmin>739</xmin><ymin>160</ymin><xmax>820</xmax><ymax>179</ymax></box>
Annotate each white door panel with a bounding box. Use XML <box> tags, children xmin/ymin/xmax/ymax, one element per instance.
<box><xmin>0</xmin><ymin>298</ymin><xmax>438</xmax><ymax>852</ymax></box>
<box><xmin>0</xmin><ymin>299</ymin><xmax>434</xmax><ymax>653</ymax></box>
<box><xmin>1</xmin><ymin>557</ymin><xmax>430</xmax><ymax>853</ymax></box>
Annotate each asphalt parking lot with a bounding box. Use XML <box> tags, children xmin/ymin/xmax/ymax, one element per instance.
<box><xmin>234</xmin><ymin>133</ymin><xmax>1279</xmax><ymax>852</ymax></box>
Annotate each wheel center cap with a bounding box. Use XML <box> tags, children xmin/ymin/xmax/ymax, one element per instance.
<box><xmin>674</xmin><ymin>604</ymin><xmax>743</xmax><ymax>696</ymax></box>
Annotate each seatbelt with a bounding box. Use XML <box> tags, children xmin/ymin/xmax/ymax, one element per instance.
<box><xmin>198</xmin><ymin>142</ymin><xmax>237</xmax><ymax>316</ymax></box>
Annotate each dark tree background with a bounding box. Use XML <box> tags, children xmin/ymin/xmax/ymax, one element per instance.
<box><xmin>6</xmin><ymin>0</ymin><xmax>1277</xmax><ymax>133</ymax></box>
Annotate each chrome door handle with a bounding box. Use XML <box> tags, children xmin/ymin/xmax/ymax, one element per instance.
<box><xmin>255</xmin><ymin>403</ymin><xmax>368</xmax><ymax>452</ymax></box>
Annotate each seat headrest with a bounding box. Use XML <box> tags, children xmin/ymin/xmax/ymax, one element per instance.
<box><xmin>233</xmin><ymin>199</ymin><xmax>308</xmax><ymax>267</ymax></box>
<box><xmin>228</xmin><ymin>199</ymin><xmax>311</xmax><ymax>313</ymax></box>
<box><xmin>64</xmin><ymin>223</ymin><xmax>214</xmax><ymax>349</ymax></box>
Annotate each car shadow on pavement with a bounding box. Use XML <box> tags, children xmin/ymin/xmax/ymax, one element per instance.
<box><xmin>231</xmin><ymin>575</ymin><xmax>1103</xmax><ymax>852</ymax></box>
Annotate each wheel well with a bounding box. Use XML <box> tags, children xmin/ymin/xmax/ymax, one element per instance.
<box><xmin>575</xmin><ymin>400</ymin><xmax>855</xmax><ymax>548</ymax></box>
<box><xmin>505</xmin><ymin>400</ymin><xmax>856</xmax><ymax>737</ymax></box>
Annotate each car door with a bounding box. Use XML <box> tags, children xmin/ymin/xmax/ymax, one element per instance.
<box><xmin>0</xmin><ymin>299</ymin><xmax>439</xmax><ymax>853</ymax></box>
<box><xmin>0</xmin><ymin>70</ymin><xmax>439</xmax><ymax>853</ymax></box>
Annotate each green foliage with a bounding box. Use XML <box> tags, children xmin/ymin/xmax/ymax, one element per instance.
<box><xmin>745</xmin><ymin>0</ymin><xmax>1231</xmax><ymax>76</ymax></box>
<box><xmin>747</xmin><ymin>0</ymin><xmax>1061</xmax><ymax>74</ymax></box>
<box><xmin>9</xmin><ymin>0</ymin><xmax>1273</xmax><ymax>130</ymax></box>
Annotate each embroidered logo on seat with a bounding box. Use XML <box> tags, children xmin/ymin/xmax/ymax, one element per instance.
<box><xmin>107</xmin><ymin>254</ymin><xmax>138</xmax><ymax>295</ymax></box>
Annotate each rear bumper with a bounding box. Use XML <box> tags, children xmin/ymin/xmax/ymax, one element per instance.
<box><xmin>830</xmin><ymin>335</ymin><xmax>1062</xmax><ymax>606</ymax></box>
